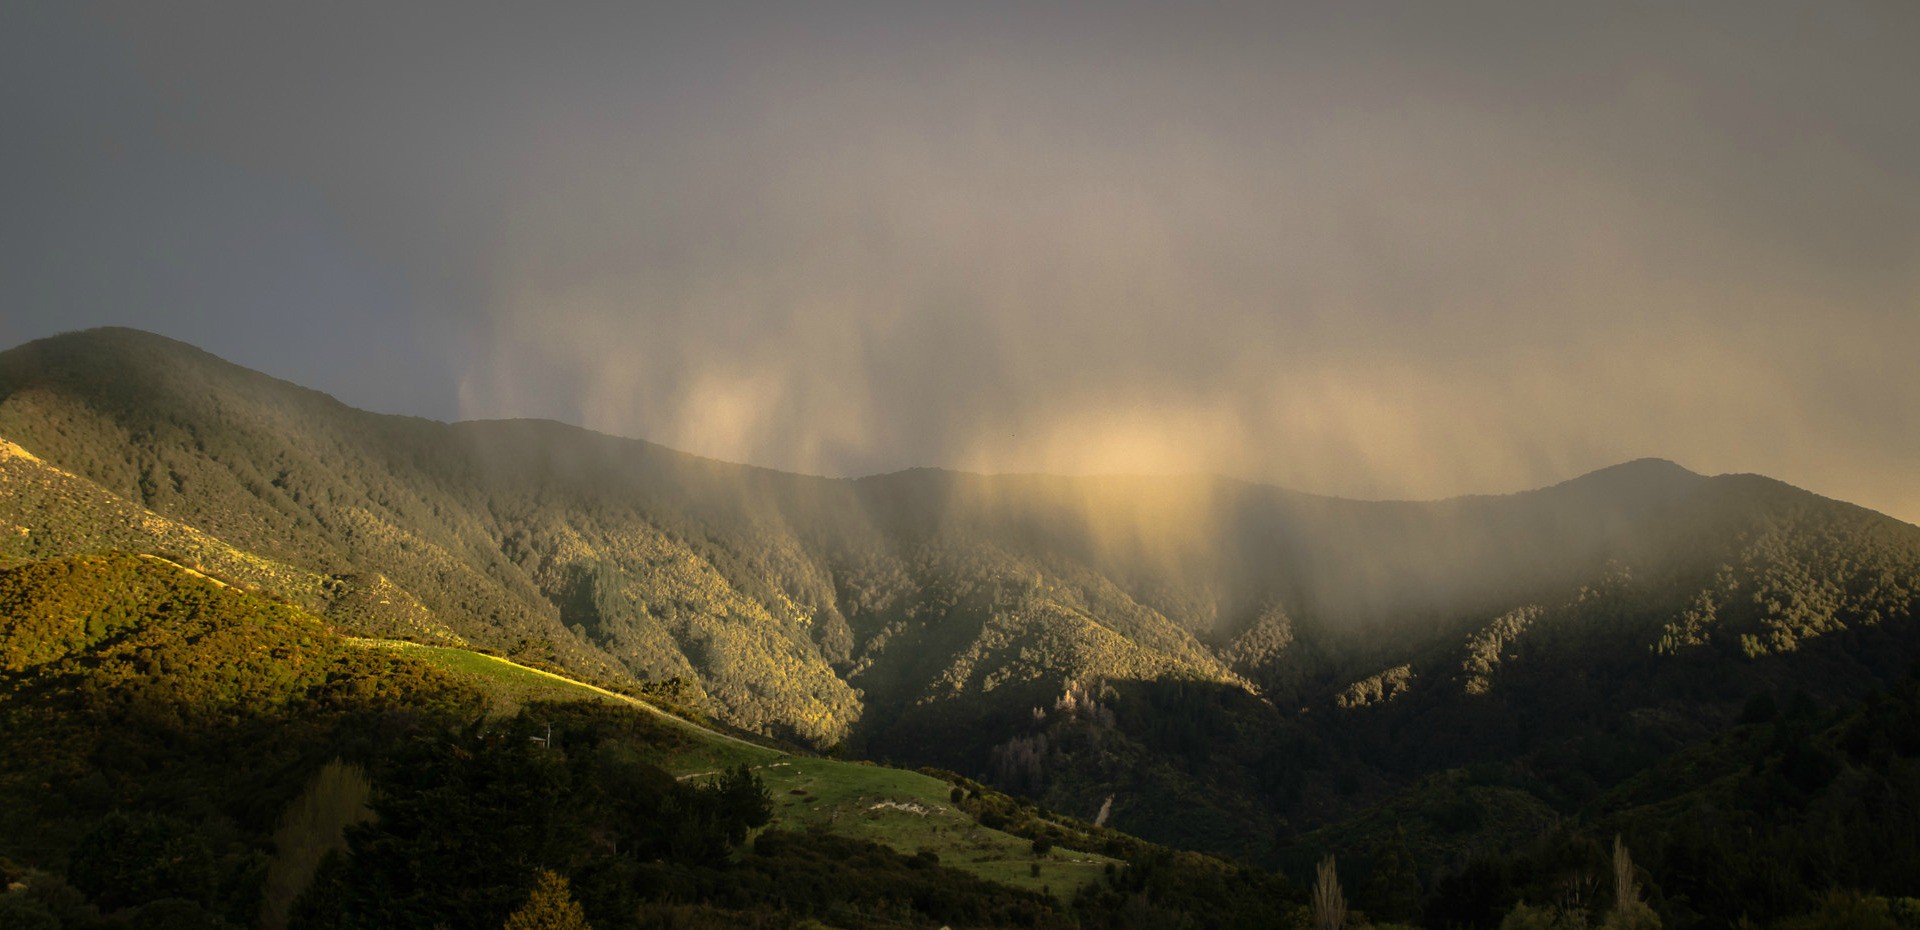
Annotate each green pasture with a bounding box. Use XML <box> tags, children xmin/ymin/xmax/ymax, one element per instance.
<box><xmin>357</xmin><ymin>638</ymin><xmax>1116</xmax><ymax>899</ymax></box>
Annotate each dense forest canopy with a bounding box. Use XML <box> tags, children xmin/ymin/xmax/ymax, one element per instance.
<box><xmin>3</xmin><ymin>329</ymin><xmax>1919</xmax><ymax>927</ymax></box>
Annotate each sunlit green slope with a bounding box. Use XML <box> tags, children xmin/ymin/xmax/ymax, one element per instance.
<box><xmin>4</xmin><ymin>326</ymin><xmax>1919</xmax><ymax>871</ymax></box>
<box><xmin>0</xmin><ymin>552</ymin><xmax>1298</xmax><ymax>928</ymax></box>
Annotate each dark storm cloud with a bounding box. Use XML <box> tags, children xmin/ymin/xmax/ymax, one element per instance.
<box><xmin>3</xmin><ymin>2</ymin><xmax>1916</xmax><ymax>521</ymax></box>
<box><xmin>0</xmin><ymin>4</ymin><xmax>456</xmax><ymax>417</ymax></box>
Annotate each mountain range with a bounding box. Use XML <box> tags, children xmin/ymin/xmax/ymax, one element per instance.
<box><xmin>4</xmin><ymin>327</ymin><xmax>1919</xmax><ymax>927</ymax></box>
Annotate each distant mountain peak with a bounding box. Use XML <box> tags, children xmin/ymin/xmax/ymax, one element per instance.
<box><xmin>1600</xmin><ymin>456</ymin><xmax>1696</xmax><ymax>476</ymax></box>
<box><xmin>30</xmin><ymin>325</ymin><xmax>210</xmax><ymax>356</ymax></box>
<box><xmin>1543</xmin><ymin>457</ymin><xmax>1704</xmax><ymax>496</ymax></box>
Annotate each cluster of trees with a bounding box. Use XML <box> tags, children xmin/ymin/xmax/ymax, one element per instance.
<box><xmin>289</xmin><ymin>714</ymin><xmax>779</xmax><ymax>927</ymax></box>
<box><xmin>1400</xmin><ymin>667</ymin><xmax>1920</xmax><ymax>928</ymax></box>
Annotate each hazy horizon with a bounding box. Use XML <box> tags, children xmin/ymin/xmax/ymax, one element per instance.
<box><xmin>4</xmin><ymin>3</ymin><xmax>1916</xmax><ymax>523</ymax></box>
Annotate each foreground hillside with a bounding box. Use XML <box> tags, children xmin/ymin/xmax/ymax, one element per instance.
<box><xmin>4</xmin><ymin>328</ymin><xmax>1920</xmax><ymax>925</ymax></box>
<box><xmin>0</xmin><ymin>553</ymin><xmax>1303</xmax><ymax>928</ymax></box>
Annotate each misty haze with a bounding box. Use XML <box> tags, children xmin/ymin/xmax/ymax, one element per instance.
<box><xmin>1</xmin><ymin>4</ymin><xmax>1918</xmax><ymax>930</ymax></box>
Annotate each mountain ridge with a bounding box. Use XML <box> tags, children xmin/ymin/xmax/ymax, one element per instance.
<box><xmin>4</xmin><ymin>325</ymin><xmax>1790</xmax><ymax>508</ymax></box>
<box><xmin>3</xmin><ymin>325</ymin><xmax>1918</xmax><ymax>867</ymax></box>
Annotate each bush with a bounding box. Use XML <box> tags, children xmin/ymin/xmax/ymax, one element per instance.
<box><xmin>1500</xmin><ymin>902</ymin><xmax>1584</xmax><ymax>930</ymax></box>
<box><xmin>68</xmin><ymin>811</ymin><xmax>218</xmax><ymax>911</ymax></box>
<box><xmin>1600</xmin><ymin>900</ymin><xmax>1661</xmax><ymax>930</ymax></box>
<box><xmin>0</xmin><ymin>894</ymin><xmax>58</xmax><ymax>930</ymax></box>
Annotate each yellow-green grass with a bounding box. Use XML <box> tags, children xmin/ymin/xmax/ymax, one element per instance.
<box><xmin>350</xmin><ymin>639</ymin><xmax>618</xmax><ymax>711</ymax></box>
<box><xmin>351</xmin><ymin>639</ymin><xmax>781</xmax><ymax>772</ymax></box>
<box><xmin>696</xmin><ymin>755</ymin><xmax>1119</xmax><ymax>899</ymax></box>
<box><xmin>353</xmin><ymin>638</ymin><xmax>1116</xmax><ymax>899</ymax></box>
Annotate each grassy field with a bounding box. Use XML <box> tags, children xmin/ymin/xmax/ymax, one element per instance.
<box><xmin>351</xmin><ymin>640</ymin><xmax>621</xmax><ymax>710</ymax></box>
<box><xmin>356</xmin><ymin>638</ymin><xmax>1118</xmax><ymax>899</ymax></box>
<box><xmin>718</xmin><ymin>755</ymin><xmax>1119</xmax><ymax>898</ymax></box>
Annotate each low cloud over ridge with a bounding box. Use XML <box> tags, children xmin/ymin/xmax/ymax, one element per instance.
<box><xmin>4</xmin><ymin>2</ymin><xmax>1916</xmax><ymax>520</ymax></box>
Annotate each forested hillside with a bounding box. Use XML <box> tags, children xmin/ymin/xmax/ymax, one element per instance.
<box><xmin>0</xmin><ymin>552</ymin><xmax>1311</xmax><ymax>929</ymax></box>
<box><xmin>4</xmin><ymin>328</ymin><xmax>1920</xmax><ymax>926</ymax></box>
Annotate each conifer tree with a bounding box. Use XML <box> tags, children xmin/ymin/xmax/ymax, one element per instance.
<box><xmin>502</xmin><ymin>870</ymin><xmax>592</xmax><ymax>930</ymax></box>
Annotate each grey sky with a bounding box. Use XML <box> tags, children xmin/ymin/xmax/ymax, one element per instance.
<box><xmin>3</xmin><ymin>2</ymin><xmax>1916</xmax><ymax>522</ymax></box>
